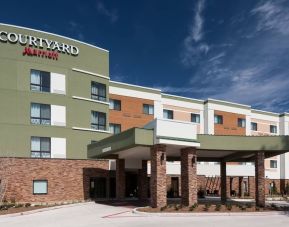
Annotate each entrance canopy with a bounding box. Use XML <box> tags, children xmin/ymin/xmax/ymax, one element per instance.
<box><xmin>88</xmin><ymin>119</ymin><xmax>289</xmax><ymax>162</ymax></box>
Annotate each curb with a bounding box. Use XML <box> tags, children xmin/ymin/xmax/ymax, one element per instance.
<box><xmin>132</xmin><ymin>207</ymin><xmax>288</xmax><ymax>217</ymax></box>
<box><xmin>0</xmin><ymin>202</ymin><xmax>94</xmax><ymax>218</ymax></box>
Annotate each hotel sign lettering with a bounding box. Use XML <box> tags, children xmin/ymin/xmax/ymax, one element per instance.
<box><xmin>0</xmin><ymin>31</ymin><xmax>79</xmax><ymax>60</ymax></box>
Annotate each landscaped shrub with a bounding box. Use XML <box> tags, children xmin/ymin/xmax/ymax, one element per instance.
<box><xmin>226</xmin><ymin>203</ymin><xmax>232</xmax><ymax>211</ymax></box>
<box><xmin>215</xmin><ymin>204</ymin><xmax>221</xmax><ymax>211</ymax></box>
<box><xmin>160</xmin><ymin>206</ymin><xmax>167</xmax><ymax>211</ymax></box>
<box><xmin>189</xmin><ymin>203</ymin><xmax>198</xmax><ymax>211</ymax></box>
<box><xmin>204</xmin><ymin>204</ymin><xmax>211</xmax><ymax>211</ymax></box>
<box><xmin>24</xmin><ymin>203</ymin><xmax>31</xmax><ymax>207</ymax></box>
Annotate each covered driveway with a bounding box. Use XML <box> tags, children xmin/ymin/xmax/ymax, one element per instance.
<box><xmin>88</xmin><ymin>119</ymin><xmax>289</xmax><ymax>208</ymax></box>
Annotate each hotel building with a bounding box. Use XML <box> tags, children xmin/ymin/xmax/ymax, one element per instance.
<box><xmin>0</xmin><ymin>23</ymin><xmax>289</xmax><ymax>207</ymax></box>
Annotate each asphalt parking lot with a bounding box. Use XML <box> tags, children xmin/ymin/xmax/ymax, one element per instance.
<box><xmin>0</xmin><ymin>202</ymin><xmax>288</xmax><ymax>227</ymax></box>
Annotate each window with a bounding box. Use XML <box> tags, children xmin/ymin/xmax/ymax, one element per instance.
<box><xmin>91</xmin><ymin>81</ymin><xmax>106</xmax><ymax>101</ymax></box>
<box><xmin>270</xmin><ymin>125</ymin><xmax>277</xmax><ymax>134</ymax></box>
<box><xmin>238</xmin><ymin>118</ymin><xmax>246</xmax><ymax>128</ymax></box>
<box><xmin>143</xmin><ymin>104</ymin><xmax>154</xmax><ymax>115</ymax></box>
<box><xmin>109</xmin><ymin>123</ymin><xmax>121</xmax><ymax>134</ymax></box>
<box><xmin>163</xmin><ymin>109</ymin><xmax>174</xmax><ymax>119</ymax></box>
<box><xmin>191</xmin><ymin>113</ymin><xmax>200</xmax><ymax>123</ymax></box>
<box><xmin>30</xmin><ymin>69</ymin><xmax>50</xmax><ymax>92</ymax></box>
<box><xmin>270</xmin><ymin>160</ymin><xmax>277</xmax><ymax>168</ymax></box>
<box><xmin>33</xmin><ymin>180</ymin><xmax>48</xmax><ymax>194</ymax></box>
<box><xmin>91</xmin><ymin>111</ymin><xmax>106</xmax><ymax>130</ymax></box>
<box><xmin>109</xmin><ymin>99</ymin><xmax>121</xmax><ymax>111</ymax></box>
<box><xmin>31</xmin><ymin>103</ymin><xmax>51</xmax><ymax>125</ymax></box>
<box><xmin>214</xmin><ymin>115</ymin><xmax>223</xmax><ymax>124</ymax></box>
<box><xmin>251</xmin><ymin>122</ymin><xmax>258</xmax><ymax>131</ymax></box>
<box><xmin>31</xmin><ymin>137</ymin><xmax>51</xmax><ymax>158</ymax></box>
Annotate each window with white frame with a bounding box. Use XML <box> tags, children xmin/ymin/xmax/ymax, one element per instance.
<box><xmin>191</xmin><ymin>113</ymin><xmax>200</xmax><ymax>123</ymax></box>
<box><xmin>91</xmin><ymin>81</ymin><xmax>106</xmax><ymax>102</ymax></box>
<box><xmin>30</xmin><ymin>69</ymin><xmax>50</xmax><ymax>92</ymax></box>
<box><xmin>270</xmin><ymin>160</ymin><xmax>277</xmax><ymax>168</ymax></box>
<box><xmin>109</xmin><ymin>99</ymin><xmax>121</xmax><ymax>111</ymax></box>
<box><xmin>238</xmin><ymin>118</ymin><xmax>246</xmax><ymax>128</ymax></box>
<box><xmin>109</xmin><ymin>123</ymin><xmax>121</xmax><ymax>134</ymax></box>
<box><xmin>31</xmin><ymin>103</ymin><xmax>51</xmax><ymax>125</ymax></box>
<box><xmin>33</xmin><ymin>180</ymin><xmax>48</xmax><ymax>194</ymax></box>
<box><xmin>143</xmin><ymin>104</ymin><xmax>154</xmax><ymax>115</ymax></box>
<box><xmin>270</xmin><ymin>125</ymin><xmax>277</xmax><ymax>134</ymax></box>
<box><xmin>214</xmin><ymin>115</ymin><xmax>223</xmax><ymax>124</ymax></box>
<box><xmin>251</xmin><ymin>122</ymin><xmax>258</xmax><ymax>131</ymax></box>
<box><xmin>31</xmin><ymin>137</ymin><xmax>51</xmax><ymax>158</ymax></box>
<box><xmin>91</xmin><ymin>111</ymin><xmax>106</xmax><ymax>130</ymax></box>
<box><xmin>163</xmin><ymin>109</ymin><xmax>173</xmax><ymax>119</ymax></box>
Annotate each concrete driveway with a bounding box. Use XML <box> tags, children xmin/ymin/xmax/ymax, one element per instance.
<box><xmin>0</xmin><ymin>202</ymin><xmax>288</xmax><ymax>227</ymax></box>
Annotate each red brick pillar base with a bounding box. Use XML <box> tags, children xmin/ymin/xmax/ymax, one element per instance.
<box><xmin>255</xmin><ymin>152</ymin><xmax>265</xmax><ymax>207</ymax></box>
<box><xmin>221</xmin><ymin>161</ymin><xmax>229</xmax><ymax>203</ymax></box>
<box><xmin>116</xmin><ymin>159</ymin><xmax>125</xmax><ymax>200</ymax></box>
<box><xmin>138</xmin><ymin>160</ymin><xmax>148</xmax><ymax>200</ymax></box>
<box><xmin>150</xmin><ymin>144</ymin><xmax>167</xmax><ymax>208</ymax></box>
<box><xmin>181</xmin><ymin>147</ymin><xmax>197</xmax><ymax>207</ymax></box>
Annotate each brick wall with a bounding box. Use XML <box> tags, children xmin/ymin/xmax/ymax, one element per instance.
<box><xmin>109</xmin><ymin>94</ymin><xmax>154</xmax><ymax>131</ymax></box>
<box><xmin>0</xmin><ymin>158</ymin><xmax>109</xmax><ymax>204</ymax></box>
<box><xmin>214</xmin><ymin>110</ymin><xmax>246</xmax><ymax>135</ymax></box>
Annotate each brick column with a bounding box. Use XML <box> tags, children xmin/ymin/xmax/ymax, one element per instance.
<box><xmin>150</xmin><ymin>144</ymin><xmax>167</xmax><ymax>208</ymax></box>
<box><xmin>221</xmin><ymin>161</ymin><xmax>230</xmax><ymax>203</ymax></box>
<box><xmin>116</xmin><ymin>159</ymin><xmax>125</xmax><ymax>200</ymax></box>
<box><xmin>255</xmin><ymin>152</ymin><xmax>265</xmax><ymax>207</ymax></box>
<box><xmin>248</xmin><ymin>176</ymin><xmax>255</xmax><ymax>198</ymax></box>
<box><xmin>181</xmin><ymin>147</ymin><xmax>197</xmax><ymax>206</ymax></box>
<box><xmin>138</xmin><ymin>160</ymin><xmax>148</xmax><ymax>200</ymax></box>
<box><xmin>239</xmin><ymin>177</ymin><xmax>244</xmax><ymax>198</ymax></box>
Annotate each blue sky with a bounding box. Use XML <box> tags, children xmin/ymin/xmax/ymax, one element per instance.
<box><xmin>1</xmin><ymin>0</ymin><xmax>289</xmax><ymax>113</ymax></box>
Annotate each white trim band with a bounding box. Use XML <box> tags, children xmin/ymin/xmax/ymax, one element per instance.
<box><xmin>72</xmin><ymin>96</ymin><xmax>109</xmax><ymax>105</ymax></box>
<box><xmin>72</xmin><ymin>127</ymin><xmax>111</xmax><ymax>134</ymax></box>
<box><xmin>72</xmin><ymin>68</ymin><xmax>109</xmax><ymax>79</ymax></box>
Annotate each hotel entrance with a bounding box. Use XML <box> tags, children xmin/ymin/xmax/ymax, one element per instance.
<box><xmin>125</xmin><ymin>172</ymin><xmax>138</xmax><ymax>198</ymax></box>
<box><xmin>89</xmin><ymin>177</ymin><xmax>107</xmax><ymax>199</ymax></box>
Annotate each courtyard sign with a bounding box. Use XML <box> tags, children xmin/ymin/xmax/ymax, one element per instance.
<box><xmin>0</xmin><ymin>31</ymin><xmax>79</xmax><ymax>59</ymax></box>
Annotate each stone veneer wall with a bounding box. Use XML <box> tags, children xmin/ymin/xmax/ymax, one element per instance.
<box><xmin>0</xmin><ymin>158</ymin><xmax>109</xmax><ymax>204</ymax></box>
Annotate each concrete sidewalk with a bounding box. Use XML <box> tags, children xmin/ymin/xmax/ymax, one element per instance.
<box><xmin>0</xmin><ymin>202</ymin><xmax>288</xmax><ymax>227</ymax></box>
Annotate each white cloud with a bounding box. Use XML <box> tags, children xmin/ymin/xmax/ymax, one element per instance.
<box><xmin>191</xmin><ymin>0</ymin><xmax>206</xmax><ymax>42</ymax></box>
<box><xmin>251</xmin><ymin>0</ymin><xmax>289</xmax><ymax>35</ymax></box>
<box><xmin>96</xmin><ymin>1</ymin><xmax>118</xmax><ymax>23</ymax></box>
<box><xmin>181</xmin><ymin>0</ymin><xmax>209</xmax><ymax>67</ymax></box>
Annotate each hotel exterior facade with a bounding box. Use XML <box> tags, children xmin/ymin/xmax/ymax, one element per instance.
<box><xmin>0</xmin><ymin>23</ymin><xmax>289</xmax><ymax>206</ymax></box>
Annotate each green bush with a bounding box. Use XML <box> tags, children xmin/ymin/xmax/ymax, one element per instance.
<box><xmin>226</xmin><ymin>203</ymin><xmax>232</xmax><ymax>211</ymax></box>
<box><xmin>215</xmin><ymin>204</ymin><xmax>221</xmax><ymax>211</ymax></box>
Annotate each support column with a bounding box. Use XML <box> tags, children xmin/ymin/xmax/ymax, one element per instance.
<box><xmin>138</xmin><ymin>160</ymin><xmax>148</xmax><ymax>201</ymax></box>
<box><xmin>181</xmin><ymin>147</ymin><xmax>197</xmax><ymax>207</ymax></box>
<box><xmin>255</xmin><ymin>151</ymin><xmax>265</xmax><ymax>207</ymax></box>
<box><xmin>150</xmin><ymin>144</ymin><xmax>167</xmax><ymax>208</ymax></box>
<box><xmin>221</xmin><ymin>161</ymin><xmax>230</xmax><ymax>203</ymax></box>
<box><xmin>239</xmin><ymin>177</ymin><xmax>244</xmax><ymax>198</ymax></box>
<box><xmin>116</xmin><ymin>159</ymin><xmax>125</xmax><ymax>200</ymax></box>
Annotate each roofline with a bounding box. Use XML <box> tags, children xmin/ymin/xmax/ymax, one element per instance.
<box><xmin>161</xmin><ymin>93</ymin><xmax>204</xmax><ymax>104</ymax></box>
<box><xmin>205</xmin><ymin>98</ymin><xmax>251</xmax><ymax>109</ymax></box>
<box><xmin>279</xmin><ymin>112</ymin><xmax>289</xmax><ymax>117</ymax></box>
<box><xmin>251</xmin><ymin>109</ymin><xmax>279</xmax><ymax>117</ymax></box>
<box><xmin>0</xmin><ymin>23</ymin><xmax>109</xmax><ymax>53</ymax></box>
<box><xmin>110</xmin><ymin>80</ymin><xmax>162</xmax><ymax>93</ymax></box>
